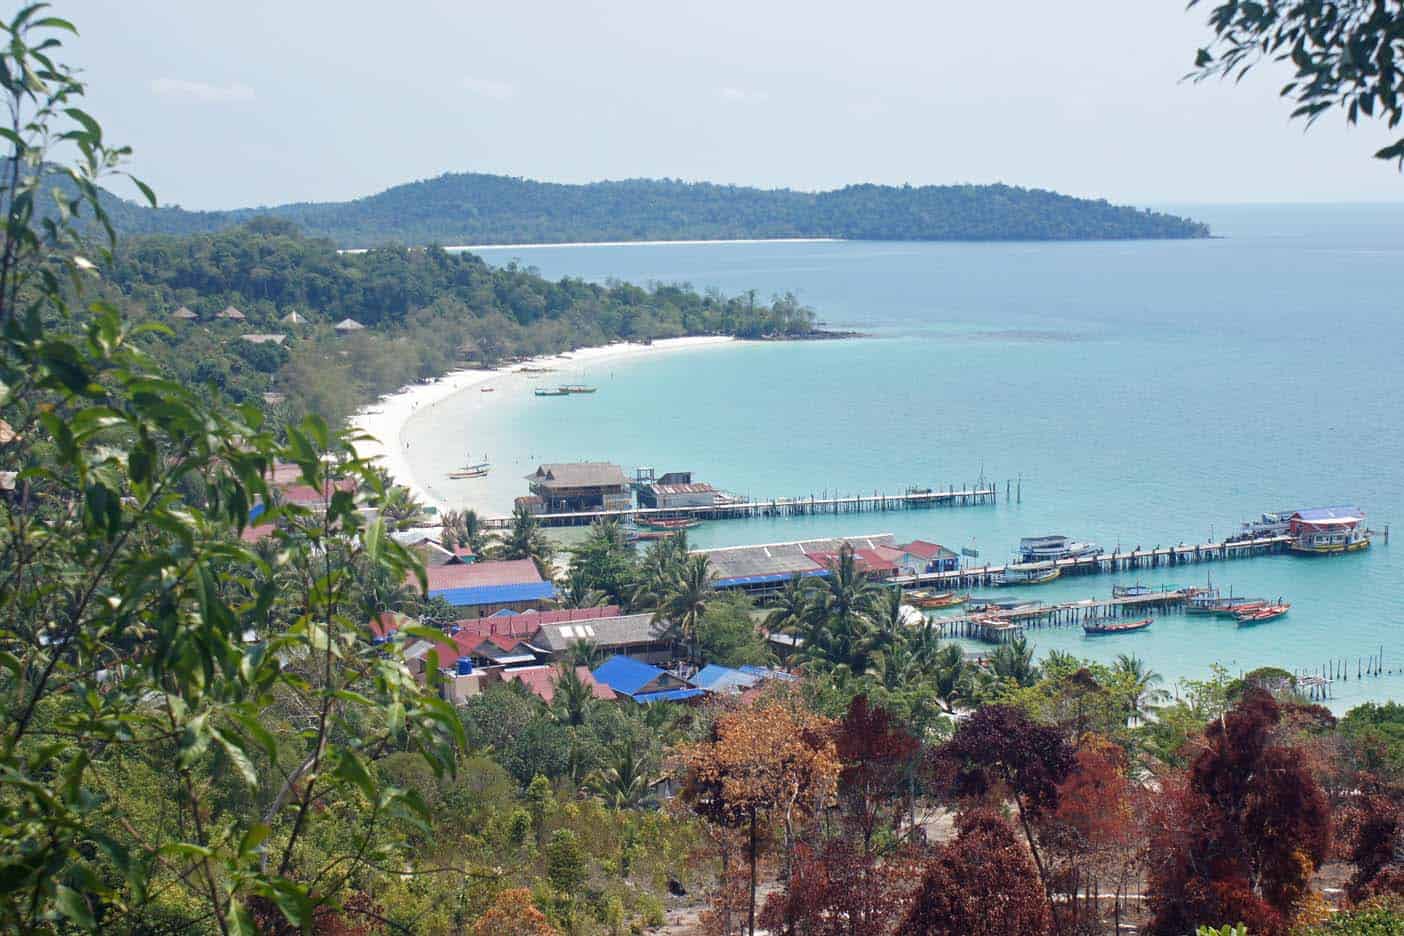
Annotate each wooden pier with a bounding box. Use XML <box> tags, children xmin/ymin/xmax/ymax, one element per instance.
<box><xmin>484</xmin><ymin>485</ymin><xmax>999</xmax><ymax>529</ymax></box>
<box><xmin>938</xmin><ymin>590</ymin><xmax>1190</xmax><ymax>643</ymax></box>
<box><xmin>890</xmin><ymin>535</ymin><xmax>1291</xmax><ymax>592</ymax></box>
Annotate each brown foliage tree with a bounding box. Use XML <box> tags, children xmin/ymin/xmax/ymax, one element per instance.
<box><xmin>1146</xmin><ymin>689</ymin><xmax>1331</xmax><ymax>936</ymax></box>
<box><xmin>472</xmin><ymin>887</ymin><xmax>559</xmax><ymax>936</ymax></box>
<box><xmin>1346</xmin><ymin>785</ymin><xmax>1404</xmax><ymax>903</ymax></box>
<box><xmin>676</xmin><ymin>698</ymin><xmax>840</xmax><ymax>936</ymax></box>
<box><xmin>834</xmin><ymin>695</ymin><xmax>919</xmax><ymax>854</ymax></box>
<box><xmin>758</xmin><ymin>839</ymin><xmax>923</xmax><ymax>936</ymax></box>
<box><xmin>903</xmin><ymin>809</ymin><xmax>1052</xmax><ymax>936</ymax></box>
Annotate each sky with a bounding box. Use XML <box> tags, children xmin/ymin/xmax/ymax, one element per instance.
<box><xmin>62</xmin><ymin>0</ymin><xmax>1404</xmax><ymax>210</ymax></box>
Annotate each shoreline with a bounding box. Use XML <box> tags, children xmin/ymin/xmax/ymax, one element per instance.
<box><xmin>341</xmin><ymin>237</ymin><xmax>840</xmax><ymax>255</ymax></box>
<box><xmin>349</xmin><ymin>335</ymin><xmax>737</xmax><ymax>515</ymax></box>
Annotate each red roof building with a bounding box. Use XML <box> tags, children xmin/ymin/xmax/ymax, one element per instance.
<box><xmin>501</xmin><ymin>665</ymin><xmax>617</xmax><ymax>703</ymax></box>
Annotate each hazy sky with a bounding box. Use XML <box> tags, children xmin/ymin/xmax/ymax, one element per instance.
<box><xmin>65</xmin><ymin>0</ymin><xmax>1404</xmax><ymax>210</ymax></box>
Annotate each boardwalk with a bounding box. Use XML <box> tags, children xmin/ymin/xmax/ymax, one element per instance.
<box><xmin>939</xmin><ymin>590</ymin><xmax>1189</xmax><ymax>643</ymax></box>
<box><xmin>890</xmin><ymin>535</ymin><xmax>1291</xmax><ymax>591</ymax></box>
<box><xmin>485</xmin><ymin>486</ymin><xmax>999</xmax><ymax>528</ymax></box>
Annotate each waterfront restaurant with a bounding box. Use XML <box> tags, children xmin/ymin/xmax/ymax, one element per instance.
<box><xmin>526</xmin><ymin>462</ymin><xmax>632</xmax><ymax>513</ymax></box>
<box><xmin>1287</xmin><ymin>506</ymin><xmax>1371</xmax><ymax>554</ymax></box>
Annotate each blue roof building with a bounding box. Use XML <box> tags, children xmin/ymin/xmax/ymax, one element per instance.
<box><xmin>592</xmin><ymin>655</ymin><xmax>704</xmax><ymax>703</ymax></box>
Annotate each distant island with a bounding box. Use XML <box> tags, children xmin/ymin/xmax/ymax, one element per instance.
<box><xmin>101</xmin><ymin>173</ymin><xmax>1210</xmax><ymax>247</ymax></box>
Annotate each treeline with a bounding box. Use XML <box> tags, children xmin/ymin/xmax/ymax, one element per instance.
<box><xmin>99</xmin><ymin>172</ymin><xmax>1211</xmax><ymax>246</ymax></box>
<box><xmin>104</xmin><ymin>220</ymin><xmax>815</xmax><ymax>425</ymax></box>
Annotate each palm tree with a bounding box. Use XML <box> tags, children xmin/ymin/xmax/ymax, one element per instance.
<box><xmin>763</xmin><ymin>575</ymin><xmax>816</xmax><ymax>637</ymax></box>
<box><xmin>931</xmin><ymin>642</ymin><xmax>973</xmax><ymax>713</ymax></box>
<box><xmin>586</xmin><ymin>737</ymin><xmax>660</xmax><ymax>810</ymax></box>
<box><xmin>656</xmin><ymin>553</ymin><xmax>715</xmax><ymax>663</ymax></box>
<box><xmin>989</xmin><ymin>635</ymin><xmax>1040</xmax><ymax>688</ymax></box>
<box><xmin>629</xmin><ymin>535</ymin><xmax>687</xmax><ymax>611</ymax></box>
<box><xmin>441</xmin><ymin>507</ymin><xmax>485</xmax><ymax>554</ymax></box>
<box><xmin>1112</xmin><ymin>653</ymin><xmax>1169</xmax><ymax>724</ymax></box>
<box><xmin>562</xmin><ymin>638</ymin><xmax>603</xmax><ymax>669</ymax></box>
<box><xmin>551</xmin><ymin>663</ymin><xmax>596</xmax><ymax>728</ymax></box>
<box><xmin>379</xmin><ymin>486</ymin><xmax>429</xmax><ymax>530</ymax></box>
<box><xmin>559</xmin><ymin>567</ymin><xmax>607</xmax><ymax>610</ymax></box>
<box><xmin>808</xmin><ymin>545</ymin><xmax>883</xmax><ymax>675</ymax></box>
<box><xmin>501</xmin><ymin>502</ymin><xmax>552</xmax><ymax>575</ymax></box>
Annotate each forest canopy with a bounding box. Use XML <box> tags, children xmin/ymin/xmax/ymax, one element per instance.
<box><xmin>98</xmin><ymin>173</ymin><xmax>1211</xmax><ymax>247</ymax></box>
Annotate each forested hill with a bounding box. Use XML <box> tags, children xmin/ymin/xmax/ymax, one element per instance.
<box><xmin>102</xmin><ymin>173</ymin><xmax>1210</xmax><ymax>246</ymax></box>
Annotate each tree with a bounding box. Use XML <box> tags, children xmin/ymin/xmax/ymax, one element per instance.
<box><xmin>1146</xmin><ymin>689</ymin><xmax>1332</xmax><ymax>936</ymax></box>
<box><xmin>502</xmin><ymin>501</ymin><xmax>552</xmax><ymax>574</ymax></box>
<box><xmin>657</xmin><ymin>552</ymin><xmax>716</xmax><ymax>663</ymax></box>
<box><xmin>987</xmin><ymin>634</ymin><xmax>1040</xmax><ymax>688</ymax></box>
<box><xmin>800</xmin><ymin>545</ymin><xmax>883</xmax><ymax>675</ymax></box>
<box><xmin>441</xmin><ymin>507</ymin><xmax>485</xmax><ymax>554</ymax></box>
<box><xmin>934</xmin><ymin>704</ymin><xmax>1076</xmax><ymax>918</ymax></box>
<box><xmin>676</xmin><ymin>698</ymin><xmax>840</xmax><ymax>936</ymax></box>
<box><xmin>472</xmin><ymin>888</ymin><xmax>559</xmax><ymax>936</ymax></box>
<box><xmin>696</xmin><ymin>592</ymin><xmax>774</xmax><ymax>668</ymax></box>
<box><xmin>549</xmin><ymin>662</ymin><xmax>596</xmax><ymax>728</ymax></box>
<box><xmin>903</xmin><ymin>809</ymin><xmax>1052</xmax><ymax>936</ymax></box>
<box><xmin>1111</xmin><ymin>652</ymin><xmax>1169</xmax><ymax>724</ymax></box>
<box><xmin>833</xmin><ymin>695</ymin><xmax>919</xmax><ymax>856</ymax></box>
<box><xmin>377</xmin><ymin>484</ymin><xmax>429</xmax><ymax>529</ymax></box>
<box><xmin>587</xmin><ymin>736</ymin><xmax>660</xmax><ymax>810</ymax></box>
<box><xmin>0</xmin><ymin>11</ymin><xmax>461</xmax><ymax>932</ymax></box>
<box><xmin>1189</xmin><ymin>0</ymin><xmax>1404</xmax><ymax>164</ymax></box>
<box><xmin>565</xmin><ymin>519</ymin><xmax>634</xmax><ymax>605</ymax></box>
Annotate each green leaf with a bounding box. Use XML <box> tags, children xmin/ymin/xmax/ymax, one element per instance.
<box><xmin>55</xmin><ymin>884</ymin><xmax>95</xmax><ymax>930</ymax></box>
<box><xmin>226</xmin><ymin>898</ymin><xmax>256</xmax><ymax>936</ymax></box>
<box><xmin>238</xmin><ymin>823</ymin><xmax>271</xmax><ymax>859</ymax></box>
<box><xmin>333</xmin><ymin>749</ymin><xmax>378</xmax><ymax>802</ymax></box>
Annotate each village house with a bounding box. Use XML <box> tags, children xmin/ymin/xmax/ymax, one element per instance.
<box><xmin>634</xmin><ymin>469</ymin><xmax>719</xmax><ymax>510</ymax></box>
<box><xmin>697</xmin><ymin>534</ymin><xmax>898</xmax><ymax>594</ymax></box>
<box><xmin>591</xmin><ymin>655</ymin><xmax>704</xmax><ymax>703</ymax></box>
<box><xmin>424</xmin><ymin>558</ymin><xmax>556</xmax><ymax>616</ymax></box>
<box><xmin>533</xmin><ymin>610</ymin><xmax>675</xmax><ymax>664</ymax></box>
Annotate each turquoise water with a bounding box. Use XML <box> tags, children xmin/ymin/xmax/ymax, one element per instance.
<box><xmin>405</xmin><ymin>204</ymin><xmax>1403</xmax><ymax>708</ymax></box>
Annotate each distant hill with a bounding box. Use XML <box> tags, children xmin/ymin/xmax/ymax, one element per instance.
<box><xmin>100</xmin><ymin>173</ymin><xmax>1210</xmax><ymax>246</ymax></box>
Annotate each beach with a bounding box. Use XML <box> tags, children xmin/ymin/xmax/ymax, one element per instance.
<box><xmin>349</xmin><ymin>335</ymin><xmax>735</xmax><ymax>514</ymax></box>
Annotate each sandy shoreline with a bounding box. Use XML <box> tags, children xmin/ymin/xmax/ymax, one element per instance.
<box><xmin>349</xmin><ymin>335</ymin><xmax>736</xmax><ymax>515</ymax></box>
<box><xmin>340</xmin><ymin>237</ymin><xmax>839</xmax><ymax>255</ymax></box>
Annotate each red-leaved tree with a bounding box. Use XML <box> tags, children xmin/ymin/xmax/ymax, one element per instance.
<box><xmin>903</xmin><ymin>809</ymin><xmax>1052</xmax><ymax>936</ymax></box>
<box><xmin>1146</xmin><ymin>688</ymin><xmax>1331</xmax><ymax>936</ymax></box>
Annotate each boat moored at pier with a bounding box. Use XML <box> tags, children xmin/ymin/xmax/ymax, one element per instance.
<box><xmin>1286</xmin><ymin>506</ymin><xmax>1372</xmax><ymax>554</ymax></box>
<box><xmin>999</xmin><ymin>562</ymin><xmax>1061</xmax><ymax>585</ymax></box>
<box><xmin>1083</xmin><ymin>617</ymin><xmax>1151</xmax><ymax>636</ymax></box>
<box><xmin>1018</xmin><ymin>534</ymin><xmax>1103</xmax><ymax>563</ymax></box>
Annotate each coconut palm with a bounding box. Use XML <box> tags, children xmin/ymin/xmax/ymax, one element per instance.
<box><xmin>806</xmin><ymin>545</ymin><xmax>883</xmax><ymax>675</ymax></box>
<box><xmin>441</xmin><ymin>507</ymin><xmax>485</xmax><ymax>554</ymax></box>
<box><xmin>931</xmin><ymin>642</ymin><xmax>973</xmax><ymax>713</ymax></box>
<box><xmin>629</xmin><ymin>534</ymin><xmax>687</xmax><ymax>611</ymax></box>
<box><xmin>562</xmin><ymin>638</ymin><xmax>603</xmax><ymax>669</ymax></box>
<box><xmin>501</xmin><ymin>502</ymin><xmax>552</xmax><ymax>575</ymax></box>
<box><xmin>379</xmin><ymin>486</ymin><xmax>430</xmax><ymax>530</ymax></box>
<box><xmin>764</xmin><ymin>575</ymin><xmax>817</xmax><ymax>636</ymax></box>
<box><xmin>559</xmin><ymin>567</ymin><xmax>607</xmax><ymax>610</ymax></box>
<box><xmin>656</xmin><ymin>553</ymin><xmax>715</xmax><ymax>663</ymax></box>
<box><xmin>1112</xmin><ymin>653</ymin><xmax>1169</xmax><ymax>724</ymax></box>
<box><xmin>586</xmin><ymin>737</ymin><xmax>660</xmax><ymax>810</ymax></box>
<box><xmin>550</xmin><ymin>663</ymin><xmax>596</xmax><ymax>728</ymax></box>
<box><xmin>989</xmin><ymin>635</ymin><xmax>1040</xmax><ymax>688</ymax></box>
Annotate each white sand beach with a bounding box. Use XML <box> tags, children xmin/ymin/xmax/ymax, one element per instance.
<box><xmin>349</xmin><ymin>335</ymin><xmax>735</xmax><ymax>515</ymax></box>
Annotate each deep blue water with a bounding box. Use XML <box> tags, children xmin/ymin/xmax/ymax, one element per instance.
<box><xmin>404</xmin><ymin>204</ymin><xmax>1403</xmax><ymax>708</ymax></box>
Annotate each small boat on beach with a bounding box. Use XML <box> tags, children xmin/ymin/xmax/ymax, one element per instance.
<box><xmin>907</xmin><ymin>590</ymin><xmax>970</xmax><ymax>610</ymax></box>
<box><xmin>1083</xmin><ymin>617</ymin><xmax>1152</xmax><ymax>636</ymax></box>
<box><xmin>534</xmin><ymin>387</ymin><xmax>571</xmax><ymax>397</ymax></box>
<box><xmin>1236</xmin><ymin>603</ymin><xmax>1290</xmax><ymax>626</ymax></box>
<box><xmin>999</xmin><ymin>562</ymin><xmax>1061</xmax><ymax>586</ymax></box>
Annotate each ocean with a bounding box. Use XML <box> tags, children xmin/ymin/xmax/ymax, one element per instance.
<box><xmin>403</xmin><ymin>203</ymin><xmax>1403</xmax><ymax>708</ymax></box>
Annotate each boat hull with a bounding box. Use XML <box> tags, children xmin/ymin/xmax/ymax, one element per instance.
<box><xmin>1084</xmin><ymin>618</ymin><xmax>1152</xmax><ymax>636</ymax></box>
<box><xmin>1288</xmin><ymin>539</ymin><xmax>1370</xmax><ymax>555</ymax></box>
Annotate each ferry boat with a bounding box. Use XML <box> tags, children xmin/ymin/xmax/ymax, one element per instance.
<box><xmin>1018</xmin><ymin>534</ymin><xmax>1103</xmax><ymax>563</ymax></box>
<box><xmin>1083</xmin><ymin>617</ymin><xmax>1151</xmax><ymax>636</ymax></box>
<box><xmin>534</xmin><ymin>387</ymin><xmax>571</xmax><ymax>397</ymax></box>
<box><xmin>999</xmin><ymin>562</ymin><xmax>1061</xmax><ymax>586</ymax></box>
<box><xmin>1236</xmin><ymin>603</ymin><xmax>1290</xmax><ymax>625</ymax></box>
<box><xmin>907</xmin><ymin>590</ymin><xmax>970</xmax><ymax>609</ymax></box>
<box><xmin>1286</xmin><ymin>506</ymin><xmax>1371</xmax><ymax>555</ymax></box>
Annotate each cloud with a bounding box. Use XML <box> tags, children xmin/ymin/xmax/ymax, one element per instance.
<box><xmin>717</xmin><ymin>87</ymin><xmax>769</xmax><ymax>104</ymax></box>
<box><xmin>150</xmin><ymin>78</ymin><xmax>255</xmax><ymax>103</ymax></box>
<box><xmin>461</xmin><ymin>77</ymin><xmax>515</xmax><ymax>100</ymax></box>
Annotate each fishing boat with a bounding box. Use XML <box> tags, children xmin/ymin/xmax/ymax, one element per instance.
<box><xmin>1083</xmin><ymin>617</ymin><xmax>1152</xmax><ymax>636</ymax></box>
<box><xmin>447</xmin><ymin>456</ymin><xmax>491</xmax><ymax>479</ymax></box>
<box><xmin>1215</xmin><ymin>599</ymin><xmax>1268</xmax><ymax>617</ymax></box>
<box><xmin>999</xmin><ymin>562</ymin><xmax>1061</xmax><ymax>586</ymax></box>
<box><xmin>626</xmin><ymin>529</ymin><xmax>678</xmax><ymax>543</ymax></box>
<box><xmin>968</xmin><ymin>597</ymin><xmax>1043</xmax><ymax>613</ymax></box>
<box><xmin>636</xmin><ymin>516</ymin><xmax>701</xmax><ymax>531</ymax></box>
<box><xmin>559</xmin><ymin>385</ymin><xmax>597</xmax><ymax>394</ymax></box>
<box><xmin>907</xmin><ymin>590</ymin><xmax>970</xmax><ymax>610</ymax></box>
<box><xmin>1236</xmin><ymin>603</ymin><xmax>1291</xmax><ymax>625</ymax></box>
<box><xmin>534</xmin><ymin>387</ymin><xmax>570</xmax><ymax>397</ymax></box>
<box><xmin>1112</xmin><ymin>583</ymin><xmax>1154</xmax><ymax>598</ymax></box>
<box><xmin>1018</xmin><ymin>534</ymin><xmax>1103</xmax><ymax>563</ymax></box>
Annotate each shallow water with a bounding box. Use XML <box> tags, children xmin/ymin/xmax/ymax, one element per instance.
<box><xmin>403</xmin><ymin>204</ymin><xmax>1404</xmax><ymax>709</ymax></box>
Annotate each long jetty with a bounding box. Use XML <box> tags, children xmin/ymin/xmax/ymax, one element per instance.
<box><xmin>941</xmin><ymin>590</ymin><xmax>1190</xmax><ymax>643</ymax></box>
<box><xmin>891</xmin><ymin>534</ymin><xmax>1291</xmax><ymax>591</ymax></box>
<box><xmin>484</xmin><ymin>485</ymin><xmax>999</xmax><ymax>529</ymax></box>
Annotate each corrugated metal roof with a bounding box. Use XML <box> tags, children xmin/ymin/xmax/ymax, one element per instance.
<box><xmin>426</xmin><ymin>559</ymin><xmax>542</xmax><ymax>591</ymax></box>
<box><xmin>634</xmin><ymin>688</ymin><xmax>706</xmax><ymax>703</ymax></box>
<box><xmin>432</xmin><ymin>581</ymin><xmax>557</xmax><ymax>607</ymax></box>
<box><xmin>698</xmin><ymin>534</ymin><xmax>896</xmax><ymax>582</ymax></box>
<box><xmin>651</xmin><ymin>482</ymin><xmax>716</xmax><ymax>495</ymax></box>
<box><xmin>715</xmin><ymin>569</ymin><xmax>830</xmax><ymax>588</ymax></box>
<box><xmin>692</xmin><ymin>664</ymin><xmax>760</xmax><ymax>693</ymax></box>
<box><xmin>1293</xmin><ymin>506</ymin><xmax>1363</xmax><ymax>522</ymax></box>
<box><xmin>536</xmin><ymin>613</ymin><xmax>671</xmax><ymax>652</ymax></box>
<box><xmin>900</xmin><ymin>540</ymin><xmax>958</xmax><ymax>559</ymax></box>
<box><xmin>593</xmin><ymin>655</ymin><xmax>668</xmax><ymax>695</ymax></box>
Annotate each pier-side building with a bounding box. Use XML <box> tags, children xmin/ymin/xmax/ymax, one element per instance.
<box><xmin>526</xmin><ymin>462</ymin><xmax>632</xmax><ymax>513</ymax></box>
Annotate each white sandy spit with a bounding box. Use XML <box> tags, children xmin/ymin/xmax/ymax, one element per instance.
<box><xmin>349</xmin><ymin>336</ymin><xmax>735</xmax><ymax>514</ymax></box>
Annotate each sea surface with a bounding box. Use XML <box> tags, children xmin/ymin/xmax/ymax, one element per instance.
<box><xmin>404</xmin><ymin>203</ymin><xmax>1403</xmax><ymax>709</ymax></box>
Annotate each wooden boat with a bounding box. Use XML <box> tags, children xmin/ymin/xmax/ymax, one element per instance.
<box><xmin>626</xmin><ymin>529</ymin><xmax>677</xmax><ymax>543</ymax></box>
<box><xmin>1235</xmin><ymin>603</ymin><xmax>1290</xmax><ymax>626</ymax></box>
<box><xmin>636</xmin><ymin>516</ymin><xmax>701</xmax><ymax>531</ymax></box>
<box><xmin>1083</xmin><ymin>617</ymin><xmax>1152</xmax><ymax>636</ymax></box>
<box><xmin>1214</xmin><ymin>599</ymin><xmax>1268</xmax><ymax>617</ymax></box>
<box><xmin>1185</xmin><ymin>591</ymin><xmax>1264</xmax><ymax>615</ymax></box>
<box><xmin>559</xmin><ymin>385</ymin><xmax>597</xmax><ymax>394</ymax></box>
<box><xmin>534</xmin><ymin>387</ymin><xmax>570</xmax><ymax>397</ymax></box>
<box><xmin>448</xmin><ymin>456</ymin><xmax>490</xmax><ymax>479</ymax></box>
<box><xmin>999</xmin><ymin>562</ymin><xmax>1061</xmax><ymax>586</ymax></box>
<box><xmin>1288</xmin><ymin>534</ymin><xmax>1371</xmax><ymax>555</ymax></box>
<box><xmin>907</xmin><ymin>590</ymin><xmax>970</xmax><ymax>610</ymax></box>
<box><xmin>480</xmin><ymin>387</ymin><xmax>495</xmax><ymax>393</ymax></box>
<box><xmin>1112</xmin><ymin>583</ymin><xmax>1154</xmax><ymax>598</ymax></box>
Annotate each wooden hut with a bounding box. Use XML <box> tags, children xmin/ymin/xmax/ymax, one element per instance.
<box><xmin>217</xmin><ymin>305</ymin><xmax>246</xmax><ymax>321</ymax></box>
<box><xmin>171</xmin><ymin>306</ymin><xmax>198</xmax><ymax>321</ymax></box>
<box><xmin>334</xmin><ymin>318</ymin><xmax>365</xmax><ymax>334</ymax></box>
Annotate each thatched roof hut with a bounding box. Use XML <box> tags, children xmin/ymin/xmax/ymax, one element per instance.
<box><xmin>334</xmin><ymin>318</ymin><xmax>365</xmax><ymax>333</ymax></box>
<box><xmin>217</xmin><ymin>305</ymin><xmax>246</xmax><ymax>321</ymax></box>
<box><xmin>172</xmin><ymin>306</ymin><xmax>198</xmax><ymax>321</ymax></box>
